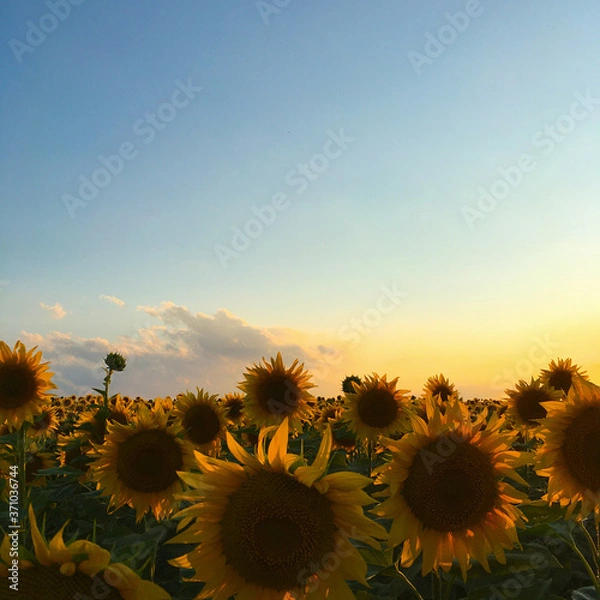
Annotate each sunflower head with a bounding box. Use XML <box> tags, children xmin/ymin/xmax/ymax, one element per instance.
<box><xmin>172</xmin><ymin>388</ymin><xmax>226</xmax><ymax>455</ymax></box>
<box><xmin>170</xmin><ymin>417</ymin><xmax>387</xmax><ymax>598</ymax></box>
<box><xmin>222</xmin><ymin>392</ymin><xmax>245</xmax><ymax>424</ymax></box>
<box><xmin>237</xmin><ymin>352</ymin><xmax>315</xmax><ymax>430</ymax></box>
<box><xmin>0</xmin><ymin>340</ymin><xmax>56</xmax><ymax>430</ymax></box>
<box><xmin>104</xmin><ymin>351</ymin><xmax>127</xmax><ymax>372</ymax></box>
<box><xmin>536</xmin><ymin>377</ymin><xmax>600</xmax><ymax>522</ymax></box>
<box><xmin>0</xmin><ymin>505</ymin><xmax>171</xmax><ymax>599</ymax></box>
<box><xmin>29</xmin><ymin>408</ymin><xmax>59</xmax><ymax>439</ymax></box>
<box><xmin>373</xmin><ymin>396</ymin><xmax>528</xmax><ymax>580</ymax></box>
<box><xmin>343</xmin><ymin>373</ymin><xmax>412</xmax><ymax>441</ymax></box>
<box><xmin>505</xmin><ymin>377</ymin><xmax>562</xmax><ymax>429</ymax></box>
<box><xmin>423</xmin><ymin>373</ymin><xmax>457</xmax><ymax>403</ymax></box>
<box><xmin>540</xmin><ymin>358</ymin><xmax>588</xmax><ymax>396</ymax></box>
<box><xmin>89</xmin><ymin>406</ymin><xmax>195</xmax><ymax>522</ymax></box>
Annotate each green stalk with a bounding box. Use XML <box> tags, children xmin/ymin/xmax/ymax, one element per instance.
<box><xmin>103</xmin><ymin>368</ymin><xmax>113</xmax><ymax>408</ymax></box>
<box><xmin>578</xmin><ymin>520</ymin><xmax>600</xmax><ymax>574</ymax></box>
<box><xmin>394</xmin><ymin>561</ymin><xmax>425</xmax><ymax>600</ymax></box>
<box><xmin>567</xmin><ymin>532</ymin><xmax>600</xmax><ymax>594</ymax></box>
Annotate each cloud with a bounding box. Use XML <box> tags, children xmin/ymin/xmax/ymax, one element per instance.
<box><xmin>99</xmin><ymin>294</ymin><xmax>125</xmax><ymax>307</ymax></box>
<box><xmin>40</xmin><ymin>302</ymin><xmax>67</xmax><ymax>320</ymax></box>
<box><xmin>21</xmin><ymin>303</ymin><xmax>347</xmax><ymax>399</ymax></box>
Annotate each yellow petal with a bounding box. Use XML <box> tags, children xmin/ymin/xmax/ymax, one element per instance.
<box><xmin>28</xmin><ymin>505</ymin><xmax>51</xmax><ymax>566</ymax></box>
<box><xmin>268</xmin><ymin>418</ymin><xmax>290</xmax><ymax>470</ymax></box>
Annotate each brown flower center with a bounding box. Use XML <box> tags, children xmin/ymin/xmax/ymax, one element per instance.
<box><xmin>225</xmin><ymin>398</ymin><xmax>244</xmax><ymax>421</ymax></box>
<box><xmin>357</xmin><ymin>389</ymin><xmax>399</xmax><ymax>428</ymax></box>
<box><xmin>516</xmin><ymin>388</ymin><xmax>549</xmax><ymax>424</ymax></box>
<box><xmin>220</xmin><ymin>471</ymin><xmax>336</xmax><ymax>591</ymax></box>
<box><xmin>548</xmin><ymin>370</ymin><xmax>573</xmax><ymax>395</ymax></box>
<box><xmin>258</xmin><ymin>374</ymin><xmax>301</xmax><ymax>417</ymax></box>
<box><xmin>182</xmin><ymin>403</ymin><xmax>222</xmax><ymax>445</ymax></box>
<box><xmin>432</xmin><ymin>385</ymin><xmax>453</xmax><ymax>402</ymax></box>
<box><xmin>0</xmin><ymin>363</ymin><xmax>38</xmax><ymax>409</ymax></box>
<box><xmin>561</xmin><ymin>406</ymin><xmax>600</xmax><ymax>492</ymax></box>
<box><xmin>402</xmin><ymin>438</ymin><xmax>498</xmax><ymax>531</ymax></box>
<box><xmin>116</xmin><ymin>429</ymin><xmax>183</xmax><ymax>493</ymax></box>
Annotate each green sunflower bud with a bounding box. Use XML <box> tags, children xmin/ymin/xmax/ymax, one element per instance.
<box><xmin>104</xmin><ymin>352</ymin><xmax>127</xmax><ymax>372</ymax></box>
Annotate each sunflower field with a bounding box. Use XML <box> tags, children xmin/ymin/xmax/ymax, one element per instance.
<box><xmin>1</xmin><ymin>340</ymin><xmax>599</xmax><ymax>600</ymax></box>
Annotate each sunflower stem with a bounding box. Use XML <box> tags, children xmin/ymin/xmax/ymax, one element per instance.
<box><xmin>393</xmin><ymin>562</ymin><xmax>425</xmax><ymax>600</ymax></box>
<box><xmin>567</xmin><ymin>532</ymin><xmax>600</xmax><ymax>594</ymax></box>
<box><xmin>578</xmin><ymin>519</ymin><xmax>600</xmax><ymax>574</ymax></box>
<box><xmin>102</xmin><ymin>367</ymin><xmax>113</xmax><ymax>409</ymax></box>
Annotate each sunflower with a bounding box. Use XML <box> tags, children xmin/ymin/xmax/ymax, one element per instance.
<box><xmin>169</xmin><ymin>418</ymin><xmax>388</xmax><ymax>599</ymax></box>
<box><xmin>540</xmin><ymin>357</ymin><xmax>588</xmax><ymax>396</ymax></box>
<box><xmin>172</xmin><ymin>388</ymin><xmax>227</xmax><ymax>456</ymax></box>
<box><xmin>343</xmin><ymin>373</ymin><xmax>412</xmax><ymax>442</ymax></box>
<box><xmin>535</xmin><ymin>377</ymin><xmax>600</xmax><ymax>522</ymax></box>
<box><xmin>238</xmin><ymin>352</ymin><xmax>315</xmax><ymax>430</ymax></box>
<box><xmin>505</xmin><ymin>378</ymin><xmax>562</xmax><ymax>430</ymax></box>
<box><xmin>88</xmin><ymin>405</ymin><xmax>195</xmax><ymax>522</ymax></box>
<box><xmin>0</xmin><ymin>340</ymin><xmax>56</xmax><ymax>430</ymax></box>
<box><xmin>423</xmin><ymin>374</ymin><xmax>457</xmax><ymax>403</ymax></box>
<box><xmin>222</xmin><ymin>392</ymin><xmax>245</xmax><ymax>424</ymax></box>
<box><xmin>0</xmin><ymin>505</ymin><xmax>170</xmax><ymax>599</ymax></box>
<box><xmin>372</xmin><ymin>396</ymin><xmax>528</xmax><ymax>580</ymax></box>
<box><xmin>29</xmin><ymin>408</ymin><xmax>60</xmax><ymax>439</ymax></box>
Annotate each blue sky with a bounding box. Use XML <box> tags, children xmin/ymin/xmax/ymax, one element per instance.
<box><xmin>1</xmin><ymin>0</ymin><xmax>599</xmax><ymax>399</ymax></box>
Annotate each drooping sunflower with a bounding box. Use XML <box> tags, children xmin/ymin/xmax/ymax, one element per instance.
<box><xmin>88</xmin><ymin>405</ymin><xmax>195</xmax><ymax>522</ymax></box>
<box><xmin>505</xmin><ymin>378</ymin><xmax>562</xmax><ymax>431</ymax></box>
<box><xmin>0</xmin><ymin>340</ymin><xmax>56</xmax><ymax>430</ymax></box>
<box><xmin>540</xmin><ymin>357</ymin><xmax>588</xmax><ymax>396</ymax></box>
<box><xmin>372</xmin><ymin>397</ymin><xmax>528</xmax><ymax>580</ymax></box>
<box><xmin>172</xmin><ymin>388</ymin><xmax>227</xmax><ymax>456</ymax></box>
<box><xmin>237</xmin><ymin>352</ymin><xmax>315</xmax><ymax>430</ymax></box>
<box><xmin>423</xmin><ymin>374</ymin><xmax>457</xmax><ymax>403</ymax></box>
<box><xmin>535</xmin><ymin>377</ymin><xmax>600</xmax><ymax>522</ymax></box>
<box><xmin>343</xmin><ymin>373</ymin><xmax>412</xmax><ymax>441</ymax></box>
<box><xmin>0</xmin><ymin>505</ymin><xmax>170</xmax><ymax>599</ymax></box>
<box><xmin>169</xmin><ymin>418</ymin><xmax>388</xmax><ymax>599</ymax></box>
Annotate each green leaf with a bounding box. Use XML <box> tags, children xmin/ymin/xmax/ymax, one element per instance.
<box><xmin>571</xmin><ymin>587</ymin><xmax>600</xmax><ymax>600</ymax></box>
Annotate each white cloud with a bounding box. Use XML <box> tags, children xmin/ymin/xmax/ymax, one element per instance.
<box><xmin>100</xmin><ymin>294</ymin><xmax>125</xmax><ymax>307</ymax></box>
<box><xmin>21</xmin><ymin>303</ymin><xmax>347</xmax><ymax>399</ymax></box>
<box><xmin>40</xmin><ymin>302</ymin><xmax>67</xmax><ymax>320</ymax></box>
